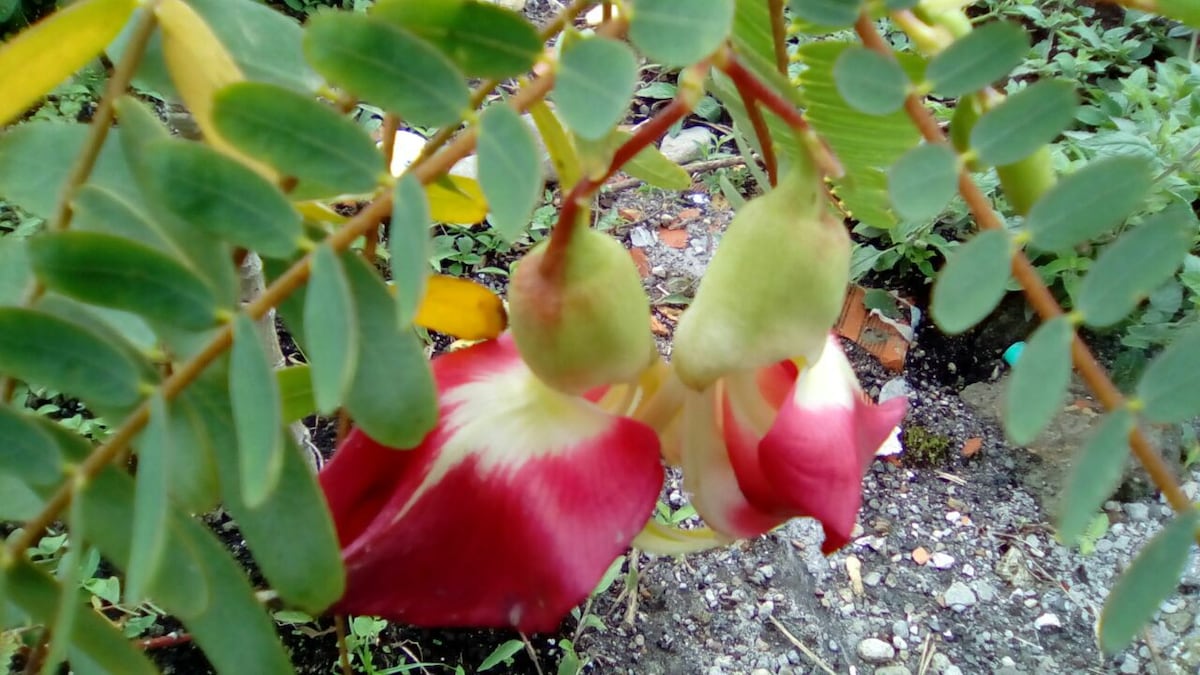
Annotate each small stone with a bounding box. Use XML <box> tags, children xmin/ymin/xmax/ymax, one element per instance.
<box><xmin>930</xmin><ymin>653</ymin><xmax>952</xmax><ymax>674</ymax></box>
<box><xmin>931</xmin><ymin>552</ymin><xmax>956</xmax><ymax>569</ymax></box>
<box><xmin>864</xmin><ymin>571</ymin><xmax>883</xmax><ymax>587</ymax></box>
<box><xmin>659</xmin><ymin>127</ymin><xmax>715</xmax><ymax>165</ymax></box>
<box><xmin>873</xmin><ymin>667</ymin><xmax>912</xmax><ymax>675</ymax></box>
<box><xmin>750</xmin><ymin>670</ymin><xmax>771</xmax><ymax>675</ymax></box>
<box><xmin>942</xmin><ymin>581</ymin><xmax>977</xmax><ymax>611</ymax></box>
<box><xmin>857</xmin><ymin>637</ymin><xmax>896</xmax><ymax>664</ymax></box>
<box><xmin>1034</xmin><ymin>613</ymin><xmax>1061</xmax><ymax>630</ymax></box>
<box><xmin>912</xmin><ymin>547</ymin><xmax>931</xmax><ymax>565</ymax></box>
<box><xmin>1118</xmin><ymin>655</ymin><xmax>1140</xmax><ymax>674</ymax></box>
<box><xmin>944</xmin><ymin>667</ymin><xmax>964</xmax><ymax>675</ymax></box>
<box><xmin>1164</xmin><ymin>610</ymin><xmax>1194</xmax><ymax>633</ymax></box>
<box><xmin>892</xmin><ymin>620</ymin><xmax>909</xmax><ymax>637</ymax></box>
<box><xmin>1125</xmin><ymin>503</ymin><xmax>1151</xmax><ymax>521</ymax></box>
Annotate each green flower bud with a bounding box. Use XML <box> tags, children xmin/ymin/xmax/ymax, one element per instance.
<box><xmin>673</xmin><ymin>163</ymin><xmax>850</xmax><ymax>390</ymax></box>
<box><xmin>509</xmin><ymin>225</ymin><xmax>655</xmax><ymax>394</ymax></box>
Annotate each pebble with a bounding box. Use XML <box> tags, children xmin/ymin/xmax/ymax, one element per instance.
<box><xmin>856</xmin><ymin>637</ymin><xmax>896</xmax><ymax>664</ymax></box>
<box><xmin>874</xmin><ymin>667</ymin><xmax>912</xmax><ymax>675</ymax></box>
<box><xmin>1118</xmin><ymin>655</ymin><xmax>1140</xmax><ymax>674</ymax></box>
<box><xmin>943</xmin><ymin>581</ymin><xmax>977</xmax><ymax>611</ymax></box>
<box><xmin>659</xmin><ymin>127</ymin><xmax>715</xmax><ymax>165</ymax></box>
<box><xmin>1124</xmin><ymin>502</ymin><xmax>1150</xmax><ymax>521</ymax></box>
<box><xmin>1034</xmin><ymin>613</ymin><xmax>1061</xmax><ymax>630</ymax></box>
<box><xmin>931</xmin><ymin>552</ymin><xmax>956</xmax><ymax>569</ymax></box>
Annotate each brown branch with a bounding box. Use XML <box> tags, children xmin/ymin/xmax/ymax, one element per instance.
<box><xmin>136</xmin><ymin>632</ymin><xmax>194</xmax><ymax>650</ymax></box>
<box><xmin>853</xmin><ymin>14</ymin><xmax>1192</xmax><ymax>518</ymax></box>
<box><xmin>731</xmin><ymin>75</ymin><xmax>778</xmax><ymax>186</ymax></box>
<box><xmin>5</xmin><ymin>40</ymin><xmax>567</xmax><ymax>560</ymax></box>
<box><xmin>768</xmin><ymin>0</ymin><xmax>789</xmax><ymax>76</ymax></box>
<box><xmin>335</xmin><ymin>615</ymin><xmax>353</xmax><ymax>675</ymax></box>
<box><xmin>715</xmin><ymin>51</ymin><xmax>843</xmax><ymax>178</ymax></box>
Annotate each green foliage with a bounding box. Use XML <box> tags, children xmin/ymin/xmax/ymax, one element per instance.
<box><xmin>1</xmin><ymin>0</ymin><xmax>1198</xmax><ymax>670</ymax></box>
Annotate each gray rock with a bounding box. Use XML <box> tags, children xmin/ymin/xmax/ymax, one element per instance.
<box><xmin>1164</xmin><ymin>610</ymin><xmax>1194</xmax><ymax>634</ymax></box>
<box><xmin>943</xmin><ymin>581</ymin><xmax>977</xmax><ymax>611</ymax></box>
<box><xmin>996</xmin><ymin>547</ymin><xmax>1036</xmax><ymax>589</ymax></box>
<box><xmin>1124</xmin><ymin>502</ymin><xmax>1151</xmax><ymax>521</ymax></box>
<box><xmin>659</xmin><ymin>127</ymin><xmax>715</xmax><ymax>165</ymax></box>
<box><xmin>873</xmin><ymin>667</ymin><xmax>912</xmax><ymax>675</ymax></box>
<box><xmin>959</xmin><ymin>375</ymin><xmax>1182</xmax><ymax>506</ymax></box>
<box><xmin>857</xmin><ymin>637</ymin><xmax>896</xmax><ymax>664</ymax></box>
<box><xmin>1118</xmin><ymin>655</ymin><xmax>1141</xmax><ymax>674</ymax></box>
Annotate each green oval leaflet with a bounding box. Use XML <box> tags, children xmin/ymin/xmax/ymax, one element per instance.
<box><xmin>888</xmin><ymin>143</ymin><xmax>958</xmax><ymax>222</ymax></box>
<box><xmin>1004</xmin><ymin>316</ymin><xmax>1074</xmax><ymax>445</ymax></box>
<box><xmin>213</xmin><ymin>82</ymin><xmax>385</xmax><ymax>197</ymax></box>
<box><xmin>970</xmin><ymin>80</ymin><xmax>1078</xmax><ymax>167</ymax></box>
<box><xmin>629</xmin><ymin>0</ymin><xmax>735</xmax><ymax>67</ymax></box>
<box><xmin>477</xmin><ymin>104</ymin><xmax>544</xmax><ymax>244</ymax></box>
<box><xmin>925</xmin><ymin>21</ymin><xmax>1029</xmax><ymax>97</ymax></box>
<box><xmin>304</xmin><ymin>244</ymin><xmax>358</xmax><ymax>414</ymax></box>
<box><xmin>554</xmin><ymin>36</ymin><xmax>638</xmax><ymax>140</ymax></box>
<box><xmin>371</xmin><ymin>0</ymin><xmax>543</xmax><ymax>79</ymax></box>
<box><xmin>833</xmin><ymin>46</ymin><xmax>909</xmax><ymax>116</ymax></box>
<box><xmin>140</xmin><ymin>140</ymin><xmax>303</xmax><ymax>259</ymax></box>
<box><xmin>304</xmin><ymin>12</ymin><xmax>469</xmax><ymax>127</ymax></box>
<box><xmin>931</xmin><ymin>229</ymin><xmax>1012</xmax><ymax>335</ymax></box>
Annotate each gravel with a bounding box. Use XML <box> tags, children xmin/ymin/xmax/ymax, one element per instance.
<box><xmin>571</xmin><ymin>185</ymin><xmax>1200</xmax><ymax>675</ymax></box>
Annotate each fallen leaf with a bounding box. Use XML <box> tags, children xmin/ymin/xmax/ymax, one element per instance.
<box><xmin>845</xmin><ymin>555</ymin><xmax>864</xmax><ymax>596</ymax></box>
<box><xmin>618</xmin><ymin>207</ymin><xmax>643</xmax><ymax>222</ymax></box>
<box><xmin>649</xmin><ymin>313</ymin><xmax>669</xmax><ymax>336</ymax></box>
<box><xmin>911</xmin><ymin>546</ymin><xmax>930</xmax><ymax>565</ymax></box>
<box><xmin>659</xmin><ymin>306</ymin><xmax>683</xmax><ymax>323</ymax></box>
<box><xmin>629</xmin><ymin>247</ymin><xmax>650</xmax><ymax>278</ymax></box>
<box><xmin>657</xmin><ymin>227</ymin><xmax>688</xmax><ymax>249</ymax></box>
<box><xmin>961</xmin><ymin>437</ymin><xmax>983</xmax><ymax>457</ymax></box>
<box><xmin>676</xmin><ymin>207</ymin><xmax>702</xmax><ymax>221</ymax></box>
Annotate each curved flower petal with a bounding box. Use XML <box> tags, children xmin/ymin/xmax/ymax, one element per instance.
<box><xmin>680</xmin><ymin>387</ymin><xmax>783</xmax><ymax>540</ymax></box>
<box><xmin>757</xmin><ymin>337</ymin><xmax>907</xmax><ymax>554</ymax></box>
<box><xmin>319</xmin><ymin>335</ymin><xmax>664</xmax><ymax>632</ymax></box>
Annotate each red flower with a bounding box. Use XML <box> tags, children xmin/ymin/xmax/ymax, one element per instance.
<box><xmin>678</xmin><ymin>336</ymin><xmax>906</xmax><ymax>554</ymax></box>
<box><xmin>318</xmin><ymin>335</ymin><xmax>663</xmax><ymax>632</ymax></box>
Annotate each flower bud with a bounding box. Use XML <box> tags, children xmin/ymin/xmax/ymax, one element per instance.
<box><xmin>673</xmin><ymin>163</ymin><xmax>850</xmax><ymax>390</ymax></box>
<box><xmin>509</xmin><ymin>225</ymin><xmax>655</xmax><ymax>394</ymax></box>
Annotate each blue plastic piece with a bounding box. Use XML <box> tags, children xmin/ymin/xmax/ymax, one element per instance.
<box><xmin>1003</xmin><ymin>341</ymin><xmax>1025</xmax><ymax>367</ymax></box>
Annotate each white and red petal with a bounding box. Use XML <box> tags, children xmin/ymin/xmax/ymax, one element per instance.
<box><xmin>680</xmin><ymin>387</ymin><xmax>783</xmax><ymax>540</ymax></box>
<box><xmin>318</xmin><ymin>335</ymin><xmax>664</xmax><ymax>632</ymax></box>
<box><xmin>756</xmin><ymin>337</ymin><xmax>906</xmax><ymax>553</ymax></box>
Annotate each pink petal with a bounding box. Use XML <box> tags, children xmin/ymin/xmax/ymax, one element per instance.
<box><xmin>319</xmin><ymin>335</ymin><xmax>664</xmax><ymax>632</ymax></box>
<box><xmin>680</xmin><ymin>388</ymin><xmax>783</xmax><ymax>539</ymax></box>
<box><xmin>756</xmin><ymin>338</ymin><xmax>906</xmax><ymax>553</ymax></box>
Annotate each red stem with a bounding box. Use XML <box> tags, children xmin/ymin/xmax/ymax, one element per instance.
<box><xmin>731</xmin><ymin>75</ymin><xmax>778</xmax><ymax>186</ymax></box>
<box><xmin>136</xmin><ymin>633</ymin><xmax>194</xmax><ymax>650</ymax></box>
<box><xmin>538</xmin><ymin>97</ymin><xmax>695</xmax><ymax>282</ymax></box>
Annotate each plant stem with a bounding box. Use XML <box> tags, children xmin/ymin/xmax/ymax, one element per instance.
<box><xmin>853</xmin><ymin>14</ymin><xmax>1194</xmax><ymax>522</ymax></box>
<box><xmin>335</xmin><ymin>615</ymin><xmax>353</xmax><ymax>675</ymax></box>
<box><xmin>538</xmin><ymin>95</ymin><xmax>695</xmax><ymax>282</ymax></box>
<box><xmin>6</xmin><ymin>48</ymin><xmax>566</xmax><ymax>562</ymax></box>
<box><xmin>716</xmin><ymin>51</ymin><xmax>843</xmax><ymax>178</ymax></box>
<box><xmin>730</xmin><ymin>75</ymin><xmax>778</xmax><ymax>186</ymax></box>
<box><xmin>768</xmin><ymin>0</ymin><xmax>789</xmax><ymax>76</ymax></box>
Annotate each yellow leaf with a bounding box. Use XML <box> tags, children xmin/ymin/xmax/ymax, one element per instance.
<box><xmin>155</xmin><ymin>0</ymin><xmax>274</xmax><ymax>177</ymax></box>
<box><xmin>425</xmin><ymin>175</ymin><xmax>488</xmax><ymax>225</ymax></box>
<box><xmin>0</xmin><ymin>0</ymin><xmax>137</xmax><ymax>126</ymax></box>
<box><xmin>528</xmin><ymin>101</ymin><xmax>580</xmax><ymax>191</ymax></box>
<box><xmin>294</xmin><ymin>200</ymin><xmax>348</xmax><ymax>224</ymax></box>
<box><xmin>412</xmin><ymin>275</ymin><xmax>507</xmax><ymax>340</ymax></box>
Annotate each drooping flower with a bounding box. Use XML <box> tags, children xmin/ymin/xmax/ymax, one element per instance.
<box><xmin>318</xmin><ymin>334</ymin><xmax>664</xmax><ymax>632</ymax></box>
<box><xmin>678</xmin><ymin>335</ymin><xmax>906</xmax><ymax>554</ymax></box>
<box><xmin>661</xmin><ymin>151</ymin><xmax>906</xmax><ymax>555</ymax></box>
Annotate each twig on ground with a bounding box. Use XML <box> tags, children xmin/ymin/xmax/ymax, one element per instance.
<box><xmin>601</xmin><ymin>156</ymin><xmax>748</xmax><ymax>193</ymax></box>
<box><xmin>519</xmin><ymin>632</ymin><xmax>546</xmax><ymax>675</ymax></box>
<box><xmin>767</xmin><ymin>616</ymin><xmax>838</xmax><ymax>675</ymax></box>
